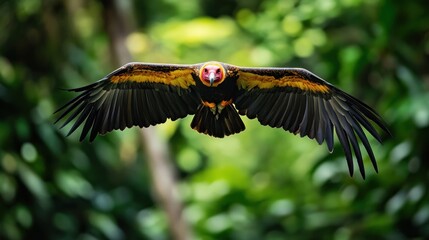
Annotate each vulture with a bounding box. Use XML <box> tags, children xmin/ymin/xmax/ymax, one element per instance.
<box><xmin>55</xmin><ymin>61</ymin><xmax>389</xmax><ymax>177</ymax></box>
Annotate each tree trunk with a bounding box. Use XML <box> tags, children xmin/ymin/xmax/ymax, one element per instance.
<box><xmin>101</xmin><ymin>1</ymin><xmax>192</xmax><ymax>239</ymax></box>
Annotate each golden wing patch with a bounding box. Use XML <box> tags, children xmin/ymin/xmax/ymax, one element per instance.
<box><xmin>110</xmin><ymin>67</ymin><xmax>196</xmax><ymax>89</ymax></box>
<box><xmin>237</xmin><ymin>69</ymin><xmax>330</xmax><ymax>94</ymax></box>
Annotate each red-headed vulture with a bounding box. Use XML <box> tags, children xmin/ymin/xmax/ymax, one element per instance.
<box><xmin>55</xmin><ymin>61</ymin><xmax>389</xmax><ymax>178</ymax></box>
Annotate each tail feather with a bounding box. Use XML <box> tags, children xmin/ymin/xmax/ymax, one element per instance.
<box><xmin>191</xmin><ymin>104</ymin><xmax>245</xmax><ymax>137</ymax></box>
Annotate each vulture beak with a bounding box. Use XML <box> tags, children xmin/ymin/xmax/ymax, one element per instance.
<box><xmin>209</xmin><ymin>72</ymin><xmax>215</xmax><ymax>86</ymax></box>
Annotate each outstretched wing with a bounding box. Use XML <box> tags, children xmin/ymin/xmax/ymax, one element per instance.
<box><xmin>234</xmin><ymin>67</ymin><xmax>389</xmax><ymax>178</ymax></box>
<box><xmin>55</xmin><ymin>62</ymin><xmax>201</xmax><ymax>142</ymax></box>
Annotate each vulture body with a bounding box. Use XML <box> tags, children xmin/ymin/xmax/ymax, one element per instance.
<box><xmin>55</xmin><ymin>61</ymin><xmax>389</xmax><ymax>177</ymax></box>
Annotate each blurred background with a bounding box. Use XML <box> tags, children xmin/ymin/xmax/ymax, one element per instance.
<box><xmin>1</xmin><ymin>0</ymin><xmax>429</xmax><ymax>239</ymax></box>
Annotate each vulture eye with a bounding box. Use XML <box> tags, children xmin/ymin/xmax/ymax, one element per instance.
<box><xmin>204</xmin><ymin>68</ymin><xmax>208</xmax><ymax>73</ymax></box>
<box><xmin>216</xmin><ymin>69</ymin><xmax>221</xmax><ymax>73</ymax></box>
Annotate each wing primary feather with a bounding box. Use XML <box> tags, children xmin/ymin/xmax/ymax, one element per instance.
<box><xmin>131</xmin><ymin>88</ymin><xmax>142</xmax><ymax>127</ymax></box>
<box><xmin>58</xmin><ymin>102</ymin><xmax>86</xmax><ymax>129</ymax></box>
<box><xmin>149</xmin><ymin>91</ymin><xmax>166</xmax><ymax>125</ymax></box>
<box><xmin>159</xmin><ymin>90</ymin><xmax>180</xmax><ymax>119</ymax></box>
<box><xmin>144</xmin><ymin>90</ymin><xmax>157</xmax><ymax>124</ymax></box>
<box><xmin>54</xmin><ymin>84</ymin><xmax>99</xmax><ymax>115</ymax></box>
<box><xmin>146</xmin><ymin>90</ymin><xmax>164</xmax><ymax>124</ymax></box>
<box><xmin>88</xmin><ymin>87</ymin><xmax>107</xmax><ymax>103</ymax></box>
<box><xmin>332</xmin><ymin>97</ymin><xmax>366</xmax><ymax>177</ymax></box>
<box><xmin>348</xmin><ymin>116</ymin><xmax>379</xmax><ymax>173</ymax></box>
<box><xmin>282</xmin><ymin>93</ymin><xmax>298</xmax><ymax>131</ymax></box>
<box><xmin>90</xmin><ymin>108</ymin><xmax>105</xmax><ymax>141</ymax></box>
<box><xmin>249</xmin><ymin>93</ymin><xmax>267</xmax><ymax>117</ymax></box>
<box><xmin>290</xmin><ymin>93</ymin><xmax>306</xmax><ymax>133</ymax></box>
<box><xmin>307</xmin><ymin>95</ymin><xmax>320</xmax><ymax>139</ymax></box>
<box><xmin>100</xmin><ymin>89</ymin><xmax>115</xmax><ymax>134</ymax></box>
<box><xmin>89</xmin><ymin>107</ymin><xmax>102</xmax><ymax>137</ymax></box>
<box><xmin>340</xmin><ymin>91</ymin><xmax>390</xmax><ymax>136</ymax></box>
<box><xmin>171</xmin><ymin>94</ymin><xmax>189</xmax><ymax>117</ymax></box>
<box><xmin>246</xmin><ymin>93</ymin><xmax>266</xmax><ymax>119</ymax></box>
<box><xmin>144</xmin><ymin>89</ymin><xmax>157</xmax><ymax>124</ymax></box>
<box><xmin>267</xmin><ymin>92</ymin><xmax>287</xmax><ymax>127</ymax></box>
<box><xmin>173</xmin><ymin>94</ymin><xmax>194</xmax><ymax>119</ymax></box>
<box><xmin>337</xmin><ymin>127</ymin><xmax>354</xmax><ymax>177</ymax></box>
<box><xmin>139</xmin><ymin>89</ymin><xmax>151</xmax><ymax>127</ymax></box>
<box><xmin>80</xmin><ymin>105</ymin><xmax>97</xmax><ymax>141</ymax></box>
<box><xmin>337</xmin><ymin>99</ymin><xmax>379</xmax><ymax>173</ymax></box>
<box><xmin>113</xmin><ymin>89</ymin><xmax>121</xmax><ymax>130</ymax></box>
<box><xmin>94</xmin><ymin>91</ymin><xmax>109</xmax><ymax>110</ymax></box>
<box><xmin>299</xmin><ymin>94</ymin><xmax>314</xmax><ymax>138</ymax></box>
<box><xmin>153</xmin><ymin>90</ymin><xmax>168</xmax><ymax>121</ymax></box>
<box><xmin>298</xmin><ymin>94</ymin><xmax>309</xmax><ymax>137</ymax></box>
<box><xmin>181</xmin><ymin>92</ymin><xmax>200</xmax><ymax>114</ymax></box>
<box><xmin>55</xmin><ymin>104</ymin><xmax>85</xmax><ymax>129</ymax></box>
<box><xmin>324</xmin><ymin>99</ymin><xmax>354</xmax><ymax>176</ymax></box>
<box><xmin>337</xmin><ymin>111</ymin><xmax>365</xmax><ymax>178</ymax></box>
<box><xmin>55</xmin><ymin>93</ymin><xmax>90</xmax><ymax>124</ymax></box>
<box><xmin>66</xmin><ymin>105</ymin><xmax>92</xmax><ymax>137</ymax></box>
<box><xmin>166</xmin><ymin>93</ymin><xmax>183</xmax><ymax>119</ymax></box>
<box><xmin>135</xmin><ymin>89</ymin><xmax>147</xmax><ymax>127</ymax></box>
<box><xmin>319</xmin><ymin>98</ymin><xmax>334</xmax><ymax>152</ymax></box>
<box><xmin>125</xmin><ymin>88</ymin><xmax>134</xmax><ymax>128</ymax></box>
<box><xmin>119</xmin><ymin>89</ymin><xmax>128</xmax><ymax>130</ymax></box>
<box><xmin>306</xmin><ymin>96</ymin><xmax>316</xmax><ymax>139</ymax></box>
<box><xmin>257</xmin><ymin>94</ymin><xmax>276</xmax><ymax>125</ymax></box>
<box><xmin>234</xmin><ymin>91</ymin><xmax>254</xmax><ymax>110</ymax></box>
<box><xmin>171</xmin><ymin>94</ymin><xmax>187</xmax><ymax>119</ymax></box>
<box><xmin>292</xmin><ymin>93</ymin><xmax>306</xmax><ymax>132</ymax></box>
<box><xmin>331</xmin><ymin>97</ymin><xmax>367</xmax><ymax>169</ymax></box>
<box><xmin>115</xmin><ymin>89</ymin><xmax>125</xmax><ymax>130</ymax></box>
<box><xmin>67</xmin><ymin>80</ymin><xmax>106</xmax><ymax>92</ymax></box>
<box><xmin>349</xmin><ymin>106</ymin><xmax>383</xmax><ymax>142</ymax></box>
<box><xmin>117</xmin><ymin>89</ymin><xmax>126</xmax><ymax>130</ymax></box>
<box><xmin>272</xmin><ymin>93</ymin><xmax>290</xmax><ymax>128</ymax></box>
<box><xmin>159</xmin><ymin>92</ymin><xmax>177</xmax><ymax>119</ymax></box>
<box><xmin>134</xmin><ymin>89</ymin><xmax>145</xmax><ymax>127</ymax></box>
<box><xmin>106</xmin><ymin>88</ymin><xmax>118</xmax><ymax>130</ymax></box>
<box><xmin>314</xmin><ymin>98</ymin><xmax>325</xmax><ymax>144</ymax></box>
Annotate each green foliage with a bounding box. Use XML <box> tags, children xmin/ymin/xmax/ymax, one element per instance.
<box><xmin>1</xmin><ymin>0</ymin><xmax>429</xmax><ymax>239</ymax></box>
